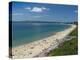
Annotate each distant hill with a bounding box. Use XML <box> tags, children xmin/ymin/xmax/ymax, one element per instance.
<box><xmin>10</xmin><ymin>21</ymin><xmax>78</xmax><ymax>24</ymax></box>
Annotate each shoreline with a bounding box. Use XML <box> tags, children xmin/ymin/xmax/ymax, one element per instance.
<box><xmin>12</xmin><ymin>24</ymin><xmax>71</xmax><ymax>48</ymax></box>
<box><xmin>11</xmin><ymin>24</ymin><xmax>76</xmax><ymax>58</ymax></box>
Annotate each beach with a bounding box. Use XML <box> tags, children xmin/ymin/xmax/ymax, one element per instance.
<box><xmin>11</xmin><ymin>24</ymin><xmax>76</xmax><ymax>58</ymax></box>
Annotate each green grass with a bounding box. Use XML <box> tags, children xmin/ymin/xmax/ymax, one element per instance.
<box><xmin>48</xmin><ymin>25</ymin><xmax>78</xmax><ymax>56</ymax></box>
<box><xmin>69</xmin><ymin>27</ymin><xmax>78</xmax><ymax>36</ymax></box>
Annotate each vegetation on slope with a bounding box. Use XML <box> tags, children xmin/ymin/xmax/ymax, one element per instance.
<box><xmin>48</xmin><ymin>25</ymin><xmax>78</xmax><ymax>56</ymax></box>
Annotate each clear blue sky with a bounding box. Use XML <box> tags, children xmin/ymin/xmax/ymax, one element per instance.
<box><xmin>10</xmin><ymin>1</ymin><xmax>78</xmax><ymax>22</ymax></box>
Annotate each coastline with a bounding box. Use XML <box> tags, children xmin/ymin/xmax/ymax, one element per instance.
<box><xmin>11</xmin><ymin>24</ymin><xmax>76</xmax><ymax>58</ymax></box>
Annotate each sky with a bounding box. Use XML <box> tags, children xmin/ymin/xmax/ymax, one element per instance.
<box><xmin>9</xmin><ymin>1</ymin><xmax>78</xmax><ymax>22</ymax></box>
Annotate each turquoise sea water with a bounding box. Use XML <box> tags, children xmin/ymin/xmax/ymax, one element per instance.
<box><xmin>12</xmin><ymin>22</ymin><xmax>70</xmax><ymax>47</ymax></box>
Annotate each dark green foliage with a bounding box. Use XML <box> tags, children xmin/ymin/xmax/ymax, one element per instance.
<box><xmin>48</xmin><ymin>38</ymin><xmax>78</xmax><ymax>56</ymax></box>
<box><xmin>69</xmin><ymin>27</ymin><xmax>78</xmax><ymax>36</ymax></box>
<box><xmin>48</xmin><ymin>25</ymin><xmax>78</xmax><ymax>56</ymax></box>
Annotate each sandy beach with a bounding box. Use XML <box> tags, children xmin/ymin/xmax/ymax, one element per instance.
<box><xmin>11</xmin><ymin>24</ymin><xmax>76</xmax><ymax>58</ymax></box>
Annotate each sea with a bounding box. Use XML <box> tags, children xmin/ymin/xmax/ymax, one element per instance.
<box><xmin>12</xmin><ymin>22</ymin><xmax>70</xmax><ymax>47</ymax></box>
